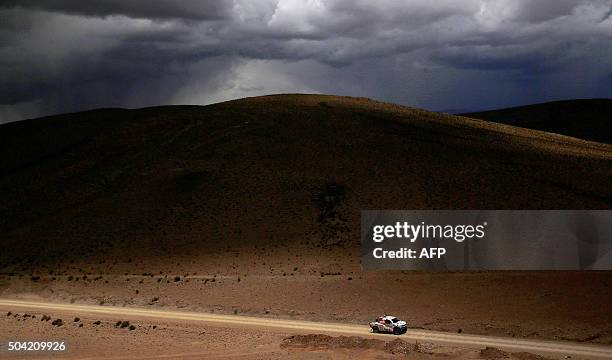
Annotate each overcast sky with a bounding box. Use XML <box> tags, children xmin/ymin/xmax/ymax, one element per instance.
<box><xmin>1</xmin><ymin>0</ymin><xmax>611</xmax><ymax>123</ymax></box>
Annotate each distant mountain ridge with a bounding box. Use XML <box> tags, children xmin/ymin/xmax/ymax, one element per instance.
<box><xmin>462</xmin><ymin>99</ymin><xmax>612</xmax><ymax>144</ymax></box>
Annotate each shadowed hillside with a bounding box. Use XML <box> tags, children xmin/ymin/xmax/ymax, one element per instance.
<box><xmin>463</xmin><ymin>99</ymin><xmax>612</xmax><ymax>143</ymax></box>
<box><xmin>1</xmin><ymin>94</ymin><xmax>611</xmax><ymax>269</ymax></box>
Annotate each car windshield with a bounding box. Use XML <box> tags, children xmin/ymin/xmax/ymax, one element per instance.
<box><xmin>391</xmin><ymin>318</ymin><xmax>399</xmax><ymax>323</ymax></box>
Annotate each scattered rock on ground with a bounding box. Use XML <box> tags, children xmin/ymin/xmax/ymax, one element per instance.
<box><xmin>281</xmin><ymin>334</ymin><xmax>415</xmax><ymax>356</ymax></box>
<box><xmin>480</xmin><ymin>346</ymin><xmax>510</xmax><ymax>359</ymax></box>
<box><xmin>415</xmin><ymin>341</ymin><xmax>435</xmax><ymax>354</ymax></box>
<box><xmin>385</xmin><ymin>338</ymin><xmax>412</xmax><ymax>355</ymax></box>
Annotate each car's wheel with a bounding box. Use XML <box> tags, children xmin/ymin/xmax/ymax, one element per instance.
<box><xmin>372</xmin><ymin>326</ymin><xmax>379</xmax><ymax>333</ymax></box>
<box><xmin>393</xmin><ymin>327</ymin><xmax>401</xmax><ymax>335</ymax></box>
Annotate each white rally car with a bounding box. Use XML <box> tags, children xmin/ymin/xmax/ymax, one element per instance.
<box><xmin>369</xmin><ymin>315</ymin><xmax>408</xmax><ymax>335</ymax></box>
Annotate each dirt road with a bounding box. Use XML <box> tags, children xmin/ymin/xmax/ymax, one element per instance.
<box><xmin>1</xmin><ymin>299</ymin><xmax>611</xmax><ymax>359</ymax></box>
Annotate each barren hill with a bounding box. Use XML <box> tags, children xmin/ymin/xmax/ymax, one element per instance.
<box><xmin>1</xmin><ymin>94</ymin><xmax>611</xmax><ymax>269</ymax></box>
<box><xmin>463</xmin><ymin>99</ymin><xmax>612</xmax><ymax>143</ymax></box>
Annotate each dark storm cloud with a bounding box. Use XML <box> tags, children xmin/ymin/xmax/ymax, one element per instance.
<box><xmin>0</xmin><ymin>0</ymin><xmax>230</xmax><ymax>20</ymax></box>
<box><xmin>1</xmin><ymin>0</ymin><xmax>611</xmax><ymax>123</ymax></box>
